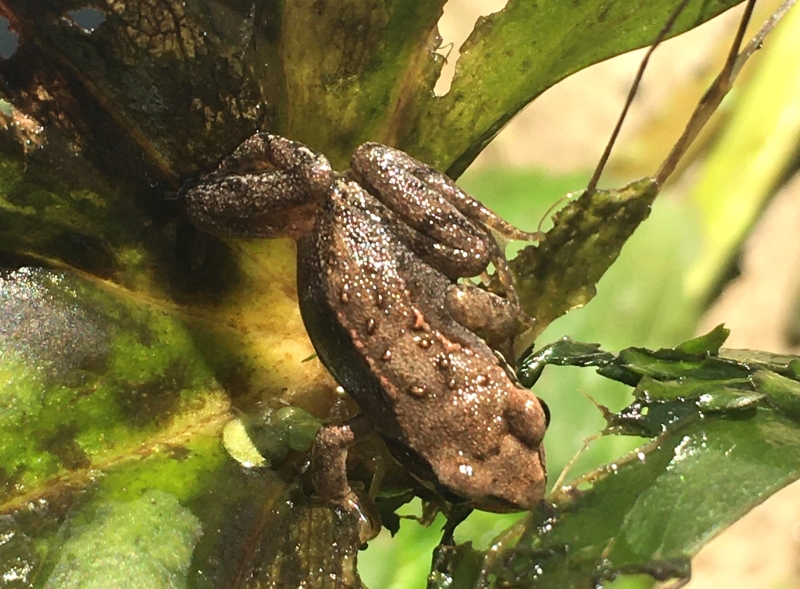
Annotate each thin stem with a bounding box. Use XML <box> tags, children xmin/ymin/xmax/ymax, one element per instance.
<box><xmin>654</xmin><ymin>0</ymin><xmax>799</xmax><ymax>184</ymax></box>
<box><xmin>585</xmin><ymin>0</ymin><xmax>693</xmax><ymax>195</ymax></box>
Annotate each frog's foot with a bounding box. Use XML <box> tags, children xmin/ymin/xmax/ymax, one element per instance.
<box><xmin>335</xmin><ymin>493</ymin><xmax>382</xmax><ymax>544</ymax></box>
<box><xmin>445</xmin><ymin>283</ymin><xmax>525</xmax><ymax>349</ymax></box>
<box><xmin>487</xmin><ymin>245</ymin><xmax>535</xmax><ymax>327</ymax></box>
<box><xmin>312</xmin><ymin>419</ymin><xmax>381</xmax><ymax>542</ymax></box>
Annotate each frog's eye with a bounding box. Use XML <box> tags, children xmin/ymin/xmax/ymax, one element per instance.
<box><xmin>539</xmin><ymin>399</ymin><xmax>551</xmax><ymax>427</ymax></box>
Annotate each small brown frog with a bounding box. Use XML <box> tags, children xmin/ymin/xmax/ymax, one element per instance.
<box><xmin>184</xmin><ymin>133</ymin><xmax>549</xmax><ymax>515</ymax></box>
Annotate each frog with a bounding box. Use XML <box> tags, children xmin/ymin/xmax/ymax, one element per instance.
<box><xmin>184</xmin><ymin>132</ymin><xmax>550</xmax><ymax>516</ymax></box>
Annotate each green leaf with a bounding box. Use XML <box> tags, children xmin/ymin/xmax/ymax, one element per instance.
<box><xmin>433</xmin><ymin>335</ymin><xmax>800</xmax><ymax>588</ymax></box>
<box><xmin>499</xmin><ymin>408</ymin><xmax>800</xmax><ymax>588</ymax></box>
<box><xmin>0</xmin><ymin>0</ymin><xmax>745</xmax><ymax>173</ymax></box>
<box><xmin>406</xmin><ymin>1</ymin><xmax>745</xmax><ymax>174</ymax></box>
<box><xmin>44</xmin><ymin>490</ymin><xmax>202</xmax><ymax>589</ymax></box>
<box><xmin>511</xmin><ymin>179</ymin><xmax>659</xmax><ymax>339</ymax></box>
<box><xmin>0</xmin><ymin>268</ymin><xmax>229</xmax><ymax>500</ymax></box>
<box><xmin>752</xmin><ymin>369</ymin><xmax>800</xmax><ymax>421</ymax></box>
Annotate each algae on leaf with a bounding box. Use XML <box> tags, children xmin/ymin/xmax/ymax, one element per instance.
<box><xmin>45</xmin><ymin>490</ymin><xmax>202</xmax><ymax>589</ymax></box>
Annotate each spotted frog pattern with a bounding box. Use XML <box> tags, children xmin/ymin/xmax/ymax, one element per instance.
<box><xmin>184</xmin><ymin>133</ymin><xmax>549</xmax><ymax>513</ymax></box>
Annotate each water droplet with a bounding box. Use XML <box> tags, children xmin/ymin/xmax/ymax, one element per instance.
<box><xmin>381</xmin><ymin>349</ymin><xmax>392</xmax><ymax>361</ymax></box>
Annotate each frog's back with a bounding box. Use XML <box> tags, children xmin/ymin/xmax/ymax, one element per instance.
<box><xmin>297</xmin><ymin>179</ymin><xmax>546</xmax><ymax>510</ymax></box>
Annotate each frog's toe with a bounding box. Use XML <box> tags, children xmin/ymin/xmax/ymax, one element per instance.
<box><xmin>335</xmin><ymin>492</ymin><xmax>382</xmax><ymax>544</ymax></box>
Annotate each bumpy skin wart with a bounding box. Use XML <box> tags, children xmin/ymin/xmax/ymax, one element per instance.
<box><xmin>184</xmin><ymin>133</ymin><xmax>548</xmax><ymax>512</ymax></box>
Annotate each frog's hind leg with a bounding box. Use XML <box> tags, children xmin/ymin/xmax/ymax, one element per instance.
<box><xmin>183</xmin><ymin>171</ymin><xmax>319</xmax><ymax>239</ymax></box>
<box><xmin>408</xmin><ymin>166</ymin><xmax>541</xmax><ymax>319</ymax></box>
<box><xmin>414</xmin><ymin>164</ymin><xmax>544</xmax><ymax>245</ymax></box>
<box><xmin>354</xmin><ymin>144</ymin><xmax>543</xmax><ymax>243</ymax></box>
<box><xmin>351</xmin><ymin>143</ymin><xmax>536</xmax><ymax>317</ymax></box>
<box><xmin>445</xmin><ymin>283</ymin><xmax>528</xmax><ymax>350</ymax></box>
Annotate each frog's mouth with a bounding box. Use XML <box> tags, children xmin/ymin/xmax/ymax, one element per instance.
<box><xmin>381</xmin><ymin>436</ymin><xmax>529</xmax><ymax>513</ymax></box>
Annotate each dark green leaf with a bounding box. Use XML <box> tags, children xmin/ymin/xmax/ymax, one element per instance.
<box><xmin>497</xmin><ymin>408</ymin><xmax>800</xmax><ymax>588</ymax></box>
<box><xmin>674</xmin><ymin>324</ymin><xmax>730</xmax><ymax>355</ymax></box>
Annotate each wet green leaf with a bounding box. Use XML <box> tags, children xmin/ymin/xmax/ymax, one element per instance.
<box><xmin>674</xmin><ymin>323</ymin><xmax>730</xmax><ymax>355</ymax></box>
<box><xmin>0</xmin><ymin>268</ymin><xmax>228</xmax><ymax>500</ymax></box>
<box><xmin>435</xmin><ymin>334</ymin><xmax>800</xmax><ymax>588</ymax></box>
<box><xmin>498</xmin><ymin>408</ymin><xmax>800</xmax><ymax>588</ymax></box>
<box><xmin>752</xmin><ymin>369</ymin><xmax>800</xmax><ymax>421</ymax></box>
<box><xmin>512</xmin><ymin>179</ymin><xmax>659</xmax><ymax>339</ymax></box>
<box><xmin>0</xmin><ymin>266</ymin><xmax>360</xmax><ymax>587</ymax></box>
<box><xmin>517</xmin><ymin>338</ymin><xmax>614</xmax><ymax>387</ymax></box>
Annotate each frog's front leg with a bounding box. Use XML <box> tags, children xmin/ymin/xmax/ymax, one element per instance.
<box><xmin>350</xmin><ymin>143</ymin><xmax>539</xmax><ymax>311</ymax></box>
<box><xmin>183</xmin><ymin>133</ymin><xmax>333</xmax><ymax>239</ymax></box>
<box><xmin>311</xmin><ymin>416</ymin><xmax>381</xmax><ymax>542</ymax></box>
